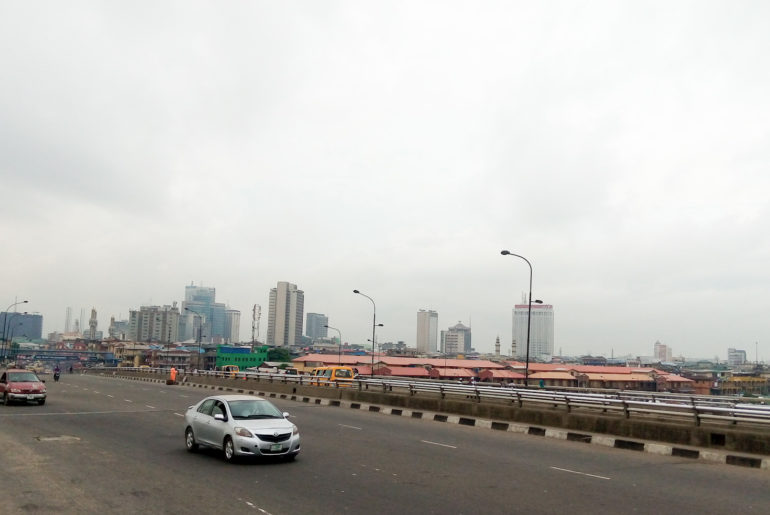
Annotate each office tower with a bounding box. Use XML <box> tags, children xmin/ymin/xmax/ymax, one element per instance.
<box><xmin>416</xmin><ymin>309</ymin><xmax>438</xmax><ymax>354</ymax></box>
<box><xmin>129</xmin><ymin>305</ymin><xmax>180</xmax><ymax>343</ymax></box>
<box><xmin>654</xmin><ymin>341</ymin><xmax>673</xmax><ymax>362</ymax></box>
<box><xmin>512</xmin><ymin>304</ymin><xmax>554</xmax><ymax>361</ymax></box>
<box><xmin>88</xmin><ymin>308</ymin><xmax>98</xmax><ymax>340</ymax></box>
<box><xmin>180</xmin><ymin>283</ymin><xmax>229</xmax><ymax>343</ymax></box>
<box><xmin>306</xmin><ymin>313</ymin><xmax>328</xmax><ymax>341</ymax></box>
<box><xmin>267</xmin><ymin>281</ymin><xmax>304</xmax><ymax>347</ymax></box>
<box><xmin>225</xmin><ymin>309</ymin><xmax>241</xmax><ymax>344</ymax></box>
<box><xmin>1</xmin><ymin>312</ymin><xmax>43</xmax><ymax>341</ymax></box>
<box><xmin>727</xmin><ymin>348</ymin><xmax>747</xmax><ymax>367</ymax></box>
<box><xmin>440</xmin><ymin>321</ymin><xmax>471</xmax><ymax>354</ymax></box>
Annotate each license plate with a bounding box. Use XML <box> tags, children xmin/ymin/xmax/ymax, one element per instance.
<box><xmin>270</xmin><ymin>443</ymin><xmax>282</xmax><ymax>452</ymax></box>
<box><xmin>27</xmin><ymin>395</ymin><xmax>35</xmax><ymax>400</ymax></box>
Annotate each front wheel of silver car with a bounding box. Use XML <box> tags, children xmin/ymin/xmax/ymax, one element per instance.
<box><xmin>185</xmin><ymin>427</ymin><xmax>198</xmax><ymax>452</ymax></box>
<box><xmin>223</xmin><ymin>436</ymin><xmax>236</xmax><ymax>462</ymax></box>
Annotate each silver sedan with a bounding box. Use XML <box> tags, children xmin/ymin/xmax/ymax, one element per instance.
<box><xmin>184</xmin><ymin>394</ymin><xmax>301</xmax><ymax>462</ymax></box>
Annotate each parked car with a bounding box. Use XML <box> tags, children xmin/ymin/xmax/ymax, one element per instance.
<box><xmin>184</xmin><ymin>395</ymin><xmax>300</xmax><ymax>462</ymax></box>
<box><xmin>309</xmin><ymin>366</ymin><xmax>355</xmax><ymax>387</ymax></box>
<box><xmin>0</xmin><ymin>369</ymin><xmax>47</xmax><ymax>405</ymax></box>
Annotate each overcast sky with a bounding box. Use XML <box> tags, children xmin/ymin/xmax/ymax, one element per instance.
<box><xmin>2</xmin><ymin>1</ymin><xmax>768</xmax><ymax>360</ymax></box>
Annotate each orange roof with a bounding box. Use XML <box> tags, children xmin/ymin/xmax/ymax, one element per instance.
<box><xmin>480</xmin><ymin>370</ymin><xmax>526</xmax><ymax>379</ymax></box>
<box><xmin>381</xmin><ymin>366</ymin><xmax>430</xmax><ymax>377</ymax></box>
<box><xmin>528</xmin><ymin>372</ymin><xmax>576</xmax><ymax>380</ymax></box>
<box><xmin>430</xmin><ymin>368</ymin><xmax>475</xmax><ymax>378</ymax></box>
<box><xmin>293</xmin><ymin>354</ymin><xmax>504</xmax><ymax>369</ymax></box>
<box><xmin>584</xmin><ymin>373</ymin><xmax>654</xmax><ymax>382</ymax></box>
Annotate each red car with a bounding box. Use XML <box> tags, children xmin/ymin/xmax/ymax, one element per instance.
<box><xmin>0</xmin><ymin>369</ymin><xmax>47</xmax><ymax>405</ymax></box>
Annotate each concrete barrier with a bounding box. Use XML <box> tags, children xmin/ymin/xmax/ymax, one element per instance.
<box><xmin>93</xmin><ymin>370</ymin><xmax>770</xmax><ymax>458</ymax></box>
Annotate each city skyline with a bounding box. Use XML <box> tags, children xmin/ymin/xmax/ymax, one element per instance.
<box><xmin>2</xmin><ymin>3</ymin><xmax>769</xmax><ymax>360</ymax></box>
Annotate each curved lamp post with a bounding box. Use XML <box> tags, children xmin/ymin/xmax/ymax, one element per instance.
<box><xmin>353</xmin><ymin>290</ymin><xmax>380</xmax><ymax>377</ymax></box>
<box><xmin>2</xmin><ymin>300</ymin><xmax>28</xmax><ymax>360</ymax></box>
<box><xmin>185</xmin><ymin>307</ymin><xmax>205</xmax><ymax>370</ymax></box>
<box><xmin>500</xmin><ymin>250</ymin><xmax>540</xmax><ymax>387</ymax></box>
<box><xmin>324</xmin><ymin>324</ymin><xmax>343</xmax><ymax>365</ymax></box>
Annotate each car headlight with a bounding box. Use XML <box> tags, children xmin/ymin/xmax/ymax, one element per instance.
<box><xmin>10</xmin><ymin>388</ymin><xmax>21</xmax><ymax>393</ymax></box>
<box><xmin>292</xmin><ymin>424</ymin><xmax>299</xmax><ymax>435</ymax></box>
<box><xmin>234</xmin><ymin>427</ymin><xmax>253</xmax><ymax>438</ymax></box>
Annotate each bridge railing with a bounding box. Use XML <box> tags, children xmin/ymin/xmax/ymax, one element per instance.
<box><xmin>105</xmin><ymin>367</ymin><xmax>770</xmax><ymax>428</ymax></box>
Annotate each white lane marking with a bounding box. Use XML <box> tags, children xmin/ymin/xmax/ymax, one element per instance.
<box><xmin>107</xmin><ymin>395</ymin><xmax>114</xmax><ymax>398</ymax></box>
<box><xmin>339</xmin><ymin>424</ymin><xmax>362</xmax><ymax>430</ymax></box>
<box><xmin>124</xmin><ymin>399</ymin><xmax>133</xmax><ymax>403</ymax></box>
<box><xmin>174</xmin><ymin>413</ymin><xmax>183</xmax><ymax>417</ymax></box>
<box><xmin>93</xmin><ymin>391</ymin><xmax>100</xmax><ymax>394</ymax></box>
<box><xmin>179</xmin><ymin>395</ymin><xmax>189</xmax><ymax>398</ymax></box>
<box><xmin>421</xmin><ymin>440</ymin><xmax>457</xmax><ymax>449</ymax></box>
<box><xmin>550</xmin><ymin>467</ymin><xmax>611</xmax><ymax>480</ymax></box>
<box><xmin>146</xmin><ymin>405</ymin><xmax>156</xmax><ymax>409</ymax></box>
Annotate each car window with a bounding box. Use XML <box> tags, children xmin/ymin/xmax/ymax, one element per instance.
<box><xmin>323</xmin><ymin>369</ymin><xmax>333</xmax><ymax>378</ymax></box>
<box><xmin>0</xmin><ymin>373</ymin><xmax>5</xmax><ymax>382</ymax></box>
<box><xmin>212</xmin><ymin>401</ymin><xmax>226</xmax><ymax>418</ymax></box>
<box><xmin>228</xmin><ymin>400</ymin><xmax>283</xmax><ymax>419</ymax></box>
<box><xmin>198</xmin><ymin>399</ymin><xmax>215</xmax><ymax>415</ymax></box>
<box><xmin>8</xmin><ymin>372</ymin><xmax>40</xmax><ymax>382</ymax></box>
<box><xmin>335</xmin><ymin>369</ymin><xmax>352</xmax><ymax>378</ymax></box>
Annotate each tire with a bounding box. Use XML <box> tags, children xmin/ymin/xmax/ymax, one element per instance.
<box><xmin>284</xmin><ymin>453</ymin><xmax>297</xmax><ymax>462</ymax></box>
<box><xmin>185</xmin><ymin>427</ymin><xmax>198</xmax><ymax>452</ymax></box>
<box><xmin>38</xmin><ymin>399</ymin><xmax>45</xmax><ymax>406</ymax></box>
<box><xmin>223</xmin><ymin>436</ymin><xmax>236</xmax><ymax>463</ymax></box>
<box><xmin>3</xmin><ymin>393</ymin><xmax>9</xmax><ymax>406</ymax></box>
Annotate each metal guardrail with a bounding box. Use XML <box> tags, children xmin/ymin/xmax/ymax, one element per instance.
<box><xmin>107</xmin><ymin>367</ymin><xmax>770</xmax><ymax>428</ymax></box>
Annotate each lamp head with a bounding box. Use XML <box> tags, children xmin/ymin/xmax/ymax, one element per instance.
<box><xmin>501</xmin><ymin>250</ymin><xmax>511</xmax><ymax>255</ymax></box>
<box><xmin>533</xmin><ymin>299</ymin><xmax>544</xmax><ymax>304</ymax></box>
<box><xmin>353</xmin><ymin>289</ymin><xmax>360</xmax><ymax>294</ymax></box>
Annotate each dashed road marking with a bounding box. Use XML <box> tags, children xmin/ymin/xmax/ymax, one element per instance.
<box><xmin>339</xmin><ymin>424</ymin><xmax>362</xmax><ymax>430</ymax></box>
<box><xmin>124</xmin><ymin>399</ymin><xmax>133</xmax><ymax>403</ymax></box>
<box><xmin>550</xmin><ymin>467</ymin><xmax>611</xmax><ymax>480</ymax></box>
<box><xmin>146</xmin><ymin>405</ymin><xmax>156</xmax><ymax>409</ymax></box>
<box><xmin>421</xmin><ymin>440</ymin><xmax>457</xmax><ymax>449</ymax></box>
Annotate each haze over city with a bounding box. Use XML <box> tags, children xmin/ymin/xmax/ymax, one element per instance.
<box><xmin>2</xmin><ymin>2</ymin><xmax>768</xmax><ymax>360</ymax></box>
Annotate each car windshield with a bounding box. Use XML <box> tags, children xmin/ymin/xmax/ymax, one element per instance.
<box><xmin>8</xmin><ymin>372</ymin><xmax>40</xmax><ymax>382</ymax></box>
<box><xmin>227</xmin><ymin>400</ymin><xmax>283</xmax><ymax>419</ymax></box>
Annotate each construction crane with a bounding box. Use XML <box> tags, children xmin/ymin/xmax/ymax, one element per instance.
<box><xmin>251</xmin><ymin>304</ymin><xmax>261</xmax><ymax>351</ymax></box>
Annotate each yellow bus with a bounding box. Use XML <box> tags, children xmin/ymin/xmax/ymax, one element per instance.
<box><xmin>309</xmin><ymin>366</ymin><xmax>355</xmax><ymax>387</ymax></box>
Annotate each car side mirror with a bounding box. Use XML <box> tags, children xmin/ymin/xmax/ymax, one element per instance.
<box><xmin>214</xmin><ymin>413</ymin><xmax>227</xmax><ymax>421</ymax></box>
<box><xmin>283</xmin><ymin>412</ymin><xmax>290</xmax><ymax>418</ymax></box>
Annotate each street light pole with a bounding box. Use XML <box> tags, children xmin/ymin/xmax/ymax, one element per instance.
<box><xmin>2</xmin><ymin>300</ymin><xmax>28</xmax><ymax>361</ymax></box>
<box><xmin>501</xmin><ymin>250</ymin><xmax>534</xmax><ymax>387</ymax></box>
<box><xmin>353</xmin><ymin>290</ymin><xmax>378</xmax><ymax>377</ymax></box>
<box><xmin>324</xmin><ymin>324</ymin><xmax>342</xmax><ymax>365</ymax></box>
<box><xmin>185</xmin><ymin>307</ymin><xmax>204</xmax><ymax>370</ymax></box>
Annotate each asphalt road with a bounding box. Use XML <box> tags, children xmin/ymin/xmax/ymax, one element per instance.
<box><xmin>1</xmin><ymin>373</ymin><xmax>768</xmax><ymax>515</ymax></box>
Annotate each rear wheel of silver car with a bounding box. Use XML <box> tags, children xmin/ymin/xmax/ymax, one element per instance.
<box><xmin>185</xmin><ymin>427</ymin><xmax>198</xmax><ymax>452</ymax></box>
<box><xmin>223</xmin><ymin>436</ymin><xmax>235</xmax><ymax>462</ymax></box>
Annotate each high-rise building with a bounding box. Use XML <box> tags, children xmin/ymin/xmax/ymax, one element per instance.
<box><xmin>225</xmin><ymin>309</ymin><xmax>241</xmax><ymax>344</ymax></box>
<box><xmin>653</xmin><ymin>341</ymin><xmax>672</xmax><ymax>362</ymax></box>
<box><xmin>267</xmin><ymin>281</ymin><xmax>304</xmax><ymax>347</ymax></box>
<box><xmin>128</xmin><ymin>304</ymin><xmax>180</xmax><ymax>343</ymax></box>
<box><xmin>440</xmin><ymin>321</ymin><xmax>471</xmax><ymax>354</ymax></box>
<box><xmin>416</xmin><ymin>309</ymin><xmax>438</xmax><ymax>354</ymax></box>
<box><xmin>513</xmin><ymin>304</ymin><xmax>553</xmax><ymax>361</ymax></box>
<box><xmin>727</xmin><ymin>348</ymin><xmax>747</xmax><ymax>367</ymax></box>
<box><xmin>180</xmin><ymin>283</ymin><xmax>233</xmax><ymax>344</ymax></box>
<box><xmin>1</xmin><ymin>312</ymin><xmax>43</xmax><ymax>341</ymax></box>
<box><xmin>306</xmin><ymin>313</ymin><xmax>328</xmax><ymax>341</ymax></box>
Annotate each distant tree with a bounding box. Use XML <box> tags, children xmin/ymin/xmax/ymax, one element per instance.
<box><xmin>267</xmin><ymin>348</ymin><xmax>291</xmax><ymax>362</ymax></box>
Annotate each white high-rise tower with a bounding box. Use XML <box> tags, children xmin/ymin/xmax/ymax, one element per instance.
<box><xmin>267</xmin><ymin>282</ymin><xmax>304</xmax><ymax>347</ymax></box>
<box><xmin>416</xmin><ymin>309</ymin><xmax>438</xmax><ymax>354</ymax></box>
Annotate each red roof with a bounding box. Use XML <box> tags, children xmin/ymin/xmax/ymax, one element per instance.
<box><xmin>479</xmin><ymin>369</ymin><xmax>526</xmax><ymax>379</ymax></box>
<box><xmin>379</xmin><ymin>366</ymin><xmax>430</xmax><ymax>377</ymax></box>
<box><xmin>429</xmin><ymin>368</ymin><xmax>475</xmax><ymax>378</ymax></box>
